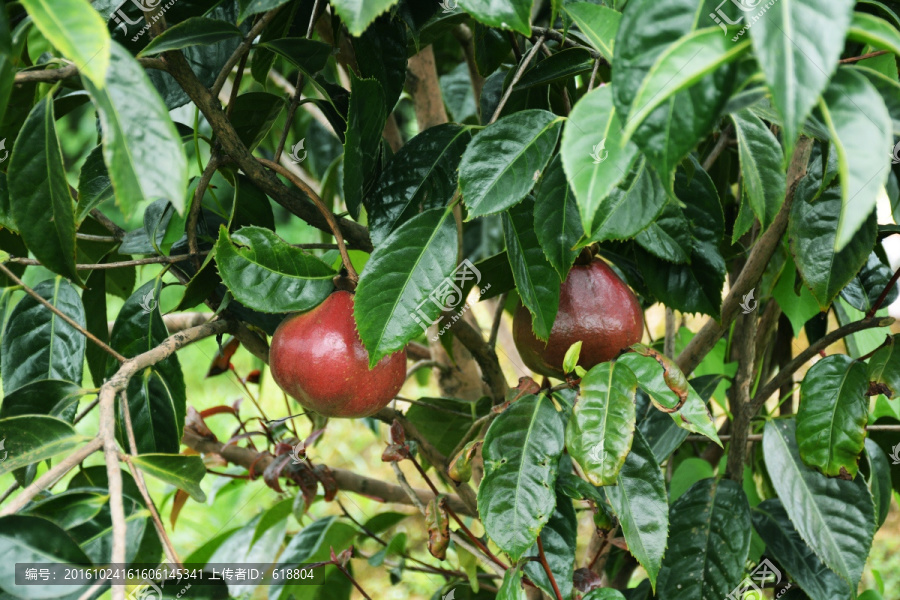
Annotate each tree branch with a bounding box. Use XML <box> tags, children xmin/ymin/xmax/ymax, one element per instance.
<box><xmin>490</xmin><ymin>36</ymin><xmax>545</xmax><ymax>124</ymax></box>
<box><xmin>210</xmin><ymin>8</ymin><xmax>285</xmax><ymax>97</ymax></box>
<box><xmin>14</xmin><ymin>58</ymin><xmax>165</xmax><ymax>83</ymax></box>
<box><xmin>406</xmin><ymin>46</ymin><xmax>449</xmax><ymax>130</ymax></box>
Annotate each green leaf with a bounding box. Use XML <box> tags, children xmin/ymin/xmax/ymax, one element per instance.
<box><xmin>405</xmin><ymin>397</ymin><xmax>491</xmax><ymax>457</ymax></box>
<box><xmin>634</xmin><ymin>201</ymin><xmax>691</xmax><ymax>264</ymax></box>
<box><xmin>819</xmin><ymin>68</ymin><xmax>894</xmax><ymax>252</ymax></box>
<box><xmin>130</xmin><ymin>454</ymin><xmax>207</xmax><ymax>502</ymax></box>
<box><xmin>227</xmin><ymin>91</ymin><xmax>284</xmax><ymax>152</ymax></box>
<box><xmin>612</xmin><ymin>0</ymin><xmax>735</xmax><ymax>180</ymax></box>
<box><xmin>497</xmin><ymin>567</ymin><xmax>526</xmax><ymax>600</ymax></box>
<box><xmin>848</xmin><ymin>12</ymin><xmax>900</xmax><ymax>57</ymax></box>
<box><xmin>461</xmin><ymin>109</ymin><xmax>563</xmax><ymax>219</ymax></box>
<box><xmin>330</xmin><ymin>0</ymin><xmax>400</xmax><ymax>36</ymax></box>
<box><xmin>343</xmin><ymin>73</ymin><xmax>386</xmax><ymax>220</ymax></box>
<box><xmin>566</xmin><ymin>361</ymin><xmax>638</xmax><ymax>486</ymax></box>
<box><xmin>238</xmin><ymin>0</ymin><xmax>291</xmax><ymax>23</ymax></box>
<box><xmin>75</xmin><ymin>146</ymin><xmax>114</xmax><ymax>225</ymax></box>
<box><xmin>789</xmin><ymin>180</ymin><xmax>876</xmax><ymax>309</ymax></box>
<box><xmin>109</xmin><ymin>281</ymin><xmax>186</xmax><ymax>455</ymax></box>
<box><xmin>730</xmin><ymin>109</ymin><xmax>786</xmax><ymax>230</ymax></box>
<box><xmin>796</xmin><ymin>354</ymin><xmax>868</xmax><ymax>478</ymax></box>
<box><xmin>21</xmin><ymin>0</ymin><xmax>109</xmax><ymax>88</ymax></box>
<box><xmin>751</xmin><ymin>499</ymin><xmax>852</xmax><ymax>600</ymax></box>
<box><xmin>749</xmin><ymin>0</ymin><xmax>855</xmax><ymax>159</ymax></box>
<box><xmin>514</xmin><ymin>48</ymin><xmax>594</xmax><ymax>91</ymax></box>
<box><xmin>503</xmin><ymin>197</ymin><xmax>560</xmax><ymax>341</ymax></box>
<box><xmin>565</xmin><ymin>2</ymin><xmax>621</xmax><ymax>61</ymax></box>
<box><xmin>0</xmin><ymin>415</ymin><xmax>91</xmax><ymax>475</ymax></box>
<box><xmin>82</xmin><ymin>42</ymin><xmax>189</xmax><ymax>218</ymax></box>
<box><xmin>604</xmin><ymin>429</ymin><xmax>668</xmax><ymax>591</ymax></box>
<box><xmin>534</xmin><ymin>154</ymin><xmax>584</xmax><ymax>279</ymax></box>
<box><xmin>762</xmin><ymin>419</ymin><xmax>875</xmax><ymax>587</ymax></box>
<box><xmin>352</xmin><ymin>14</ymin><xmax>408</xmax><ymax>110</ymax></box>
<box><xmin>622</xmin><ymin>29</ymin><xmax>751</xmax><ymax>142</ymax></box>
<box><xmin>840</xmin><ymin>251</ymin><xmax>898</xmax><ymax>313</ymax></box>
<box><xmin>366</xmin><ymin>124</ymin><xmax>472</xmax><ymax>246</ymax></box>
<box><xmin>215</xmin><ymin>226</ymin><xmax>336</xmax><ymax>314</ymax></box>
<box><xmin>138</xmin><ymin>17</ymin><xmax>242</xmax><ymax>56</ymax></box>
<box><xmin>478</xmin><ymin>394</ymin><xmax>566</xmax><ymax>561</ymax></box>
<box><xmin>1</xmin><ymin>278</ymin><xmax>85</xmax><ymax>394</ymax></box>
<box><xmin>863</xmin><ymin>438</ymin><xmax>892</xmax><ymax>529</ymax></box>
<box><xmin>0</xmin><ymin>379</ymin><xmax>85</xmax><ymax>421</ymax></box>
<box><xmin>668</xmin><ymin>457</ymin><xmax>714</xmax><ymax>502</ymax></box>
<box><xmin>868</xmin><ymin>334</ymin><xmax>900</xmax><ymax>396</ymax></box>
<box><xmin>657</xmin><ymin>478</ymin><xmax>751</xmax><ymax>600</ymax></box>
<box><xmin>522</xmin><ymin>494</ymin><xmax>577</xmax><ymax>600</ymax></box>
<box><xmin>354</xmin><ymin>208</ymin><xmax>458</xmax><ymax>367</ymax></box>
<box><xmin>7</xmin><ymin>96</ymin><xmax>79</xmax><ymax>282</ymax></box>
<box><xmin>562</xmin><ymin>341</ymin><xmax>582</xmax><ymax>375</ymax></box>
<box><xmin>23</xmin><ymin>490</ymin><xmax>109</xmax><ymax>530</ymax></box>
<box><xmin>457</xmin><ymin>0</ymin><xmax>532</xmax><ymax>35</ymax></box>
<box><xmin>582</xmin><ymin>590</ymin><xmax>626</xmax><ymax>600</ymax></box>
<box><xmin>560</xmin><ymin>85</ymin><xmax>640</xmax><ymax>234</ymax></box>
<box><xmin>257</xmin><ymin>38</ymin><xmax>333</xmax><ymax>74</ymax></box>
<box><xmin>587</xmin><ymin>156</ymin><xmax>667</xmax><ymax>245</ymax></box>
<box><xmin>0</xmin><ymin>515</ymin><xmax>93</xmax><ymax>599</ymax></box>
<box><xmin>772</xmin><ymin>255</ymin><xmax>822</xmax><ymax>336</ymax></box>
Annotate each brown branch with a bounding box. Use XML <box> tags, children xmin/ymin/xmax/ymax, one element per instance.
<box><xmin>866</xmin><ymin>264</ymin><xmax>900</xmax><ymax>317</ymax></box>
<box><xmin>839</xmin><ymin>50</ymin><xmax>889</xmax><ymax>64</ymax></box>
<box><xmin>452</xmin><ymin>24</ymin><xmax>485</xmax><ymax>108</ymax></box>
<box><xmin>537</xmin><ymin>536</ymin><xmax>565</xmax><ymax>600</ymax></box>
<box><xmin>702</xmin><ymin>124</ymin><xmax>733</xmax><ymax>171</ymax></box>
<box><xmin>187</xmin><ymin>155</ymin><xmax>221</xmax><ymax>268</ymax></box>
<box><xmin>489</xmin><ymin>292</ymin><xmax>508</xmax><ymax>348</ymax></box>
<box><xmin>725</xmin><ymin>311</ymin><xmax>758</xmax><ymax>481</ymax></box>
<box><xmin>686</xmin><ymin>425</ymin><xmax>900</xmax><ymax>443</ymax></box>
<box><xmin>14</xmin><ymin>57</ymin><xmax>165</xmax><ymax>83</ymax></box>
<box><xmin>210</xmin><ymin>8</ymin><xmax>285</xmax><ymax>97</ymax></box>
<box><xmin>406</xmin><ymin>46</ymin><xmax>449</xmax><ymax>130</ymax></box>
<box><xmin>8</xmin><ymin>253</ymin><xmax>209</xmax><ymax>269</ymax></box>
<box><xmin>531</xmin><ymin>26</ymin><xmax>607</xmax><ymax>62</ymax></box>
<box><xmin>676</xmin><ymin>136</ymin><xmax>814</xmax><ymax>376</ymax></box>
<box><xmin>490</xmin><ymin>36</ymin><xmax>546</xmax><ymax>124</ymax></box>
<box><xmin>451</xmin><ymin>317</ymin><xmax>509</xmax><ymax>403</ymax></box>
<box><xmin>0</xmin><ymin>263</ymin><xmax>126</xmax><ymax>363</ymax></box>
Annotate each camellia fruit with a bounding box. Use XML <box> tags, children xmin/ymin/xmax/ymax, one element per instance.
<box><xmin>513</xmin><ymin>259</ymin><xmax>643</xmax><ymax>378</ymax></box>
<box><xmin>270</xmin><ymin>291</ymin><xmax>406</xmax><ymax>418</ymax></box>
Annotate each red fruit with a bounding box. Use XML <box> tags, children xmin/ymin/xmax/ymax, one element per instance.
<box><xmin>513</xmin><ymin>259</ymin><xmax>643</xmax><ymax>378</ymax></box>
<box><xmin>269</xmin><ymin>291</ymin><xmax>406</xmax><ymax>418</ymax></box>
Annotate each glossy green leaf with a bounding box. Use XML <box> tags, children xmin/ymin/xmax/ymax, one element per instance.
<box><xmin>352</xmin><ymin>14</ymin><xmax>408</xmax><ymax>109</ymax></box>
<box><xmin>227</xmin><ymin>91</ymin><xmax>284</xmax><ymax>152</ymax></box>
<box><xmin>0</xmin><ymin>416</ymin><xmax>91</xmax><ymax>475</ymax></box>
<box><xmin>497</xmin><ymin>567</ymin><xmax>526</xmax><ymax>599</ymax></box>
<box><xmin>0</xmin><ymin>515</ymin><xmax>93</xmax><ymax>599</ymax></box>
<box><xmin>657</xmin><ymin>478</ymin><xmax>751</xmax><ymax>600</ymax></box>
<box><xmin>514</xmin><ymin>48</ymin><xmax>593</xmax><ymax>90</ymax></box>
<box><xmin>523</xmin><ymin>494</ymin><xmax>576</xmax><ymax>600</ymax></box>
<box><xmin>819</xmin><ymin>69</ymin><xmax>893</xmax><ymax>252</ymax></box>
<box><xmin>1</xmin><ymin>278</ymin><xmax>85</xmax><ymax>394</ymax></box>
<box><xmin>354</xmin><ymin>208</ymin><xmax>458</xmax><ymax>367</ymax></box>
<box><xmin>503</xmin><ymin>197</ymin><xmax>560</xmax><ymax>341</ymax></box>
<box><xmin>138</xmin><ymin>17</ymin><xmax>242</xmax><ymax>56</ymax></box>
<box><xmin>840</xmin><ymin>251</ymin><xmax>898</xmax><ymax>313</ymax></box>
<box><xmin>668</xmin><ymin>457</ymin><xmax>714</xmax><ymax>502</ymax></box>
<box><xmin>863</xmin><ymin>438</ymin><xmax>892</xmax><ymax>529</ymax></box>
<box><xmin>586</xmin><ymin>156</ymin><xmax>668</xmax><ymax>246</ymax></box>
<box><xmin>604</xmin><ymin>429</ymin><xmax>668</xmax><ymax>591</ymax></box>
<box><xmin>131</xmin><ymin>454</ymin><xmax>207</xmax><ymax>502</ymax></box>
<box><xmin>730</xmin><ymin>108</ymin><xmax>786</xmax><ymax>230</ymax></box>
<box><xmin>478</xmin><ymin>394</ymin><xmax>566</xmax><ymax>561</ymax></box>
<box><xmin>7</xmin><ymin>97</ymin><xmax>79</xmax><ymax>282</ymax></box>
<box><xmin>238</xmin><ymin>0</ymin><xmax>291</xmax><ymax>22</ymax></box>
<box><xmin>582</xmin><ymin>590</ymin><xmax>626</xmax><ymax>600</ymax></box>
<box><xmin>856</xmin><ymin>66</ymin><xmax>900</xmax><ymax>136</ymax></box>
<box><xmin>21</xmin><ymin>0</ymin><xmax>109</xmax><ymax>87</ymax></box>
<box><xmin>565</xmin><ymin>2</ymin><xmax>620</xmax><ymax>61</ymax></box>
<box><xmin>566</xmin><ymin>361</ymin><xmax>638</xmax><ymax>486</ymax></box>
<box><xmin>763</xmin><ymin>419</ymin><xmax>875</xmax><ymax>586</ymax></box>
<box><xmin>257</xmin><ymin>38</ymin><xmax>333</xmax><ymax>74</ymax></box>
<box><xmin>848</xmin><ymin>12</ymin><xmax>900</xmax><ymax>57</ymax></box>
<box><xmin>749</xmin><ymin>0</ymin><xmax>854</xmax><ymax>159</ymax></box>
<box><xmin>0</xmin><ymin>379</ymin><xmax>85</xmax><ymax>421</ymax></box>
<box><xmin>634</xmin><ymin>201</ymin><xmax>691</xmax><ymax>264</ymax></box>
<box><xmin>868</xmin><ymin>334</ymin><xmax>900</xmax><ymax>396</ymax></box>
<box><xmin>789</xmin><ymin>179</ymin><xmax>877</xmax><ymax>309</ymax></box>
<box><xmin>612</xmin><ymin>0</ymin><xmax>735</xmax><ymax>180</ymax></box>
<box><xmin>751</xmin><ymin>499</ymin><xmax>852</xmax><ymax>600</ymax></box>
<box><xmin>622</xmin><ymin>29</ymin><xmax>751</xmax><ymax>141</ymax></box>
<box><xmin>366</xmin><ymin>124</ymin><xmax>472</xmax><ymax>246</ymax></box>
<box><xmin>82</xmin><ymin>42</ymin><xmax>189</xmax><ymax>218</ymax></box>
<box><xmin>534</xmin><ymin>154</ymin><xmax>583</xmax><ymax>279</ymax></box>
<box><xmin>343</xmin><ymin>73</ymin><xmax>386</xmax><ymax>219</ymax></box>
<box><xmin>215</xmin><ymin>226</ymin><xmax>336</xmax><ymax>314</ymax></box>
<box><xmin>23</xmin><ymin>490</ymin><xmax>109</xmax><ymax>530</ymax></box>
<box><xmin>461</xmin><ymin>109</ymin><xmax>562</xmax><ymax>219</ymax></box>
<box><xmin>561</xmin><ymin>86</ymin><xmax>640</xmax><ymax>234</ymax></box>
<box><xmin>796</xmin><ymin>355</ymin><xmax>868</xmax><ymax>478</ymax></box>
<box><xmin>330</xmin><ymin>0</ymin><xmax>400</xmax><ymax>36</ymax></box>
<box><xmin>75</xmin><ymin>146</ymin><xmax>113</xmax><ymax>225</ymax></box>
<box><xmin>457</xmin><ymin>0</ymin><xmax>532</xmax><ymax>35</ymax></box>
<box><xmin>109</xmin><ymin>281</ymin><xmax>186</xmax><ymax>455</ymax></box>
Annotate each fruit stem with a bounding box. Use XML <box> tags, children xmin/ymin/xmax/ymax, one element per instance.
<box><xmin>258</xmin><ymin>158</ymin><xmax>359</xmax><ymax>284</ymax></box>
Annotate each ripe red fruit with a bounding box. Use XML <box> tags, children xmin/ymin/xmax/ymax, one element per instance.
<box><xmin>269</xmin><ymin>291</ymin><xmax>406</xmax><ymax>418</ymax></box>
<box><xmin>513</xmin><ymin>259</ymin><xmax>643</xmax><ymax>378</ymax></box>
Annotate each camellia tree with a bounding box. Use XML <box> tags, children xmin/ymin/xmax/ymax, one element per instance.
<box><xmin>2</xmin><ymin>0</ymin><xmax>900</xmax><ymax>598</ymax></box>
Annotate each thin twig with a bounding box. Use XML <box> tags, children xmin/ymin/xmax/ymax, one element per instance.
<box><xmin>839</xmin><ymin>50</ymin><xmax>889</xmax><ymax>64</ymax></box>
<box><xmin>531</xmin><ymin>26</ymin><xmax>606</xmax><ymax>61</ymax></box>
<box><xmin>587</xmin><ymin>59</ymin><xmax>600</xmax><ymax>92</ymax></box>
<box><xmin>187</xmin><ymin>155</ymin><xmax>221</xmax><ymax>268</ymax></box>
<box><xmin>866</xmin><ymin>265</ymin><xmax>900</xmax><ymax>317</ymax></box>
<box><xmin>537</xmin><ymin>536</ymin><xmax>565</xmax><ymax>600</ymax></box>
<box><xmin>702</xmin><ymin>124</ymin><xmax>733</xmax><ymax>171</ymax></box>
<box><xmin>490</xmin><ymin>35</ymin><xmax>546</xmax><ymax>124</ymax></box>
<box><xmin>489</xmin><ymin>292</ymin><xmax>508</xmax><ymax>348</ymax></box>
<box><xmin>0</xmin><ymin>263</ymin><xmax>126</xmax><ymax>362</ymax></box>
<box><xmin>7</xmin><ymin>253</ymin><xmax>209</xmax><ymax>269</ymax></box>
<box><xmin>75</xmin><ymin>233</ymin><xmax>118</xmax><ymax>242</ymax></box>
<box><xmin>258</xmin><ymin>158</ymin><xmax>358</xmax><ymax>282</ymax></box>
<box><xmin>210</xmin><ymin>8</ymin><xmax>284</xmax><ymax>97</ymax></box>
<box><xmin>14</xmin><ymin>58</ymin><xmax>165</xmax><ymax>83</ymax></box>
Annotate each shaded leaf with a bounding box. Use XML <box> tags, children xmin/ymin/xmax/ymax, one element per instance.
<box><xmin>565</xmin><ymin>2</ymin><xmax>620</xmax><ymax>61</ymax></box>
<box><xmin>75</xmin><ymin>146</ymin><xmax>114</xmax><ymax>225</ymax></box>
<box><xmin>330</xmin><ymin>0</ymin><xmax>401</xmax><ymax>36</ymax></box>
<box><xmin>0</xmin><ymin>416</ymin><xmax>91</xmax><ymax>475</ymax></box>
<box><xmin>343</xmin><ymin>74</ymin><xmax>386</xmax><ymax>219</ymax></box>
<box><xmin>457</xmin><ymin>0</ymin><xmax>532</xmax><ymax>35</ymax></box>
<box><xmin>138</xmin><ymin>17</ymin><xmax>242</xmax><ymax>56</ymax></box>
<box><xmin>730</xmin><ymin>108</ymin><xmax>786</xmax><ymax>230</ymax></box>
<box><xmin>131</xmin><ymin>454</ymin><xmax>207</xmax><ymax>502</ymax></box>
<box><xmin>523</xmin><ymin>494</ymin><xmax>577</xmax><ymax>600</ymax></box>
